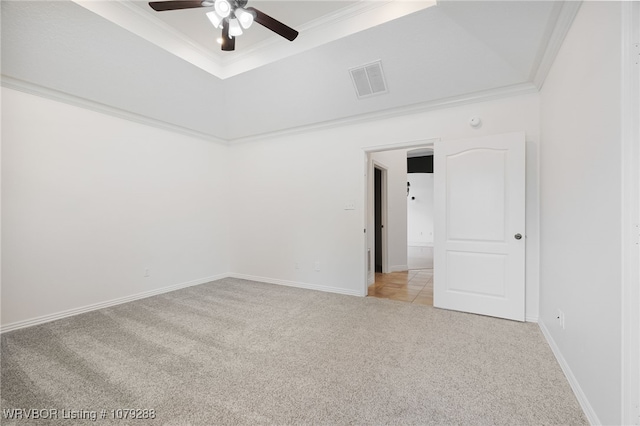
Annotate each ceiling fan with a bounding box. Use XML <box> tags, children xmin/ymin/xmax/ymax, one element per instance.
<box><xmin>148</xmin><ymin>0</ymin><xmax>299</xmax><ymax>52</ymax></box>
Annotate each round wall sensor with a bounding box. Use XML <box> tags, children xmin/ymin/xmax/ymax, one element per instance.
<box><xmin>469</xmin><ymin>117</ymin><xmax>481</xmax><ymax>128</ymax></box>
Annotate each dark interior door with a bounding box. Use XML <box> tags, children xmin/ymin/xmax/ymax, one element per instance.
<box><xmin>374</xmin><ymin>167</ymin><xmax>383</xmax><ymax>273</ymax></box>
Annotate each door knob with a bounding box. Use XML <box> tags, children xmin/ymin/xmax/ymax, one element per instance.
<box><xmin>514</xmin><ymin>233</ymin><xmax>522</xmax><ymax>240</ymax></box>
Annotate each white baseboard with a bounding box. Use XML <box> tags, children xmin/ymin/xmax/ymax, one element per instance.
<box><xmin>538</xmin><ymin>320</ymin><xmax>600</xmax><ymax>425</ymax></box>
<box><xmin>229</xmin><ymin>273</ymin><xmax>363</xmax><ymax>298</ymax></box>
<box><xmin>1</xmin><ymin>273</ymin><xmax>364</xmax><ymax>334</ymax></box>
<box><xmin>525</xmin><ymin>314</ymin><xmax>539</xmax><ymax>323</ymax></box>
<box><xmin>390</xmin><ymin>265</ymin><xmax>409</xmax><ymax>272</ymax></box>
<box><xmin>0</xmin><ymin>273</ymin><xmax>230</xmax><ymax>334</ymax></box>
<box><xmin>408</xmin><ymin>242</ymin><xmax>434</xmax><ymax>247</ymax></box>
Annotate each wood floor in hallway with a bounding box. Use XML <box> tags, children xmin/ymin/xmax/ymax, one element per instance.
<box><xmin>368</xmin><ymin>269</ymin><xmax>433</xmax><ymax>306</ymax></box>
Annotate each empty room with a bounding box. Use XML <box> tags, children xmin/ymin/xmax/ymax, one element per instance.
<box><xmin>1</xmin><ymin>1</ymin><xmax>638</xmax><ymax>424</ymax></box>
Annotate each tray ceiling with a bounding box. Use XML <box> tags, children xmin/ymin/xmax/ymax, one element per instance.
<box><xmin>76</xmin><ymin>0</ymin><xmax>437</xmax><ymax>78</ymax></box>
<box><xmin>1</xmin><ymin>1</ymin><xmax>579</xmax><ymax>141</ymax></box>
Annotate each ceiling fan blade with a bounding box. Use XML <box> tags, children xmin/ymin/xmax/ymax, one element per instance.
<box><xmin>221</xmin><ymin>21</ymin><xmax>235</xmax><ymax>51</ymax></box>
<box><xmin>148</xmin><ymin>1</ymin><xmax>209</xmax><ymax>12</ymax></box>
<box><xmin>245</xmin><ymin>7</ymin><xmax>299</xmax><ymax>41</ymax></box>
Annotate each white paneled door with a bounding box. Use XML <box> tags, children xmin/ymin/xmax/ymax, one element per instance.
<box><xmin>434</xmin><ymin>132</ymin><xmax>525</xmax><ymax>321</ymax></box>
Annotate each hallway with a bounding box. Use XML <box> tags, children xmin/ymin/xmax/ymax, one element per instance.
<box><xmin>367</xmin><ymin>269</ymin><xmax>433</xmax><ymax>306</ymax></box>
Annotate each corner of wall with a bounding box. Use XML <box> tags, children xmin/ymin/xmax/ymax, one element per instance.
<box><xmin>538</xmin><ymin>320</ymin><xmax>601</xmax><ymax>425</ymax></box>
<box><xmin>0</xmin><ymin>273</ymin><xmax>231</xmax><ymax>334</ymax></box>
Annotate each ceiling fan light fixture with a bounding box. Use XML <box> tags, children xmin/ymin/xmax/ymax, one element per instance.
<box><xmin>235</xmin><ymin>7</ymin><xmax>254</xmax><ymax>29</ymax></box>
<box><xmin>214</xmin><ymin>0</ymin><xmax>231</xmax><ymax>18</ymax></box>
<box><xmin>148</xmin><ymin>0</ymin><xmax>299</xmax><ymax>52</ymax></box>
<box><xmin>228</xmin><ymin>18</ymin><xmax>243</xmax><ymax>36</ymax></box>
<box><xmin>206</xmin><ymin>10</ymin><xmax>223</xmax><ymax>28</ymax></box>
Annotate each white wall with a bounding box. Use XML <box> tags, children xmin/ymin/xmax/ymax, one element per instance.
<box><xmin>1</xmin><ymin>89</ymin><xmax>542</xmax><ymax>327</ymax></box>
<box><xmin>230</xmin><ymin>92</ymin><xmax>541</xmax><ymax>321</ymax></box>
<box><xmin>407</xmin><ymin>173</ymin><xmax>434</xmax><ymax>246</ymax></box>
<box><xmin>227</xmin><ymin>132</ymin><xmax>366</xmax><ymax>295</ymax></box>
<box><xmin>370</xmin><ymin>149</ymin><xmax>408</xmax><ymax>272</ymax></box>
<box><xmin>407</xmin><ymin>172</ymin><xmax>434</xmax><ymax>270</ymax></box>
<box><xmin>1</xmin><ymin>88</ymin><xmax>230</xmax><ymax>328</ymax></box>
<box><xmin>539</xmin><ymin>2</ymin><xmax>623</xmax><ymax>424</ymax></box>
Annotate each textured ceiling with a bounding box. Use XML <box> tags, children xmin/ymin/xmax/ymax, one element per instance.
<box><xmin>1</xmin><ymin>1</ymin><xmax>571</xmax><ymax>142</ymax></box>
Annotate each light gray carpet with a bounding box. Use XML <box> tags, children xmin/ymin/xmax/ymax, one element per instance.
<box><xmin>1</xmin><ymin>278</ymin><xmax>587</xmax><ymax>425</ymax></box>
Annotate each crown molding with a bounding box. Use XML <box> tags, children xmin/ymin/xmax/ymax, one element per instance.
<box><xmin>3</xmin><ymin>75</ymin><xmax>538</xmax><ymax>146</ymax></box>
<box><xmin>73</xmin><ymin>0</ymin><xmax>435</xmax><ymax>80</ymax></box>
<box><xmin>229</xmin><ymin>82</ymin><xmax>539</xmax><ymax>144</ymax></box>
<box><xmin>222</xmin><ymin>1</ymin><xmax>396</xmax><ymax>66</ymax></box>
<box><xmin>1</xmin><ymin>76</ymin><xmax>229</xmax><ymax>145</ymax></box>
<box><xmin>532</xmin><ymin>1</ymin><xmax>582</xmax><ymax>90</ymax></box>
<box><xmin>221</xmin><ymin>0</ymin><xmax>436</xmax><ymax>78</ymax></box>
<box><xmin>72</xmin><ymin>0</ymin><xmax>225</xmax><ymax>79</ymax></box>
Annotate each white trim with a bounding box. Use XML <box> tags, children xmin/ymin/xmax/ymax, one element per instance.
<box><xmin>364</xmin><ymin>140</ymin><xmax>438</xmax><ymax>297</ymax></box>
<box><xmin>366</xmin><ymin>154</ymin><xmax>375</xmax><ymax>295</ymax></box>
<box><xmin>73</xmin><ymin>0</ymin><xmax>224</xmax><ymax>78</ymax></box>
<box><xmin>224</xmin><ymin>0</ymin><xmax>422</xmax><ymax>75</ymax></box>
<box><xmin>539</xmin><ymin>320</ymin><xmax>600</xmax><ymax>425</ymax></box>
<box><xmin>389</xmin><ymin>265</ymin><xmax>409</xmax><ymax>272</ymax></box>
<box><xmin>70</xmin><ymin>0</ymin><xmax>576</xmax><ymax>84</ymax></box>
<box><xmin>532</xmin><ymin>1</ymin><xmax>582</xmax><ymax>90</ymax></box>
<box><xmin>365</xmin><ymin>153</ymin><xmax>374</xmax><ymax>293</ymax></box>
<box><xmin>525</xmin><ymin>315</ymin><xmax>538</xmax><ymax>323</ymax></box>
<box><xmin>0</xmin><ymin>274</ymin><xmax>230</xmax><ymax>334</ymax></box>
<box><xmin>230</xmin><ymin>83</ymin><xmax>538</xmax><ymax>144</ymax></box>
<box><xmin>0</xmin><ymin>80</ymin><xmax>3</xmax><ymax>334</ymax></box>
<box><xmin>364</xmin><ymin>138</ymin><xmax>440</xmax><ymax>154</ymax></box>
<box><xmin>1</xmin><ymin>76</ymin><xmax>228</xmax><ymax>145</ymax></box>
<box><xmin>3</xmin><ymin>75</ymin><xmax>536</xmax><ymax>146</ymax></box>
<box><xmin>75</xmin><ymin>0</ymin><xmax>434</xmax><ymax>80</ymax></box>
<box><xmin>223</xmin><ymin>1</ymin><xmax>435</xmax><ymax>78</ymax></box>
<box><xmin>621</xmin><ymin>1</ymin><xmax>640</xmax><ymax>424</ymax></box>
<box><xmin>228</xmin><ymin>273</ymin><xmax>362</xmax><ymax>298</ymax></box>
<box><xmin>408</xmin><ymin>242</ymin><xmax>434</xmax><ymax>248</ymax></box>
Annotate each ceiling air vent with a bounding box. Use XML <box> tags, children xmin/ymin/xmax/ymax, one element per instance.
<box><xmin>349</xmin><ymin>60</ymin><xmax>388</xmax><ymax>99</ymax></box>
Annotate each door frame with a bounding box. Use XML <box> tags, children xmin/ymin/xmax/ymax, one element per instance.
<box><xmin>363</xmin><ymin>138</ymin><xmax>439</xmax><ymax>296</ymax></box>
<box><xmin>621</xmin><ymin>1</ymin><xmax>639</xmax><ymax>423</ymax></box>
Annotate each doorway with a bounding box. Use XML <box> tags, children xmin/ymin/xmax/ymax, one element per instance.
<box><xmin>363</xmin><ymin>133</ymin><xmax>526</xmax><ymax>322</ymax></box>
<box><xmin>407</xmin><ymin>149</ymin><xmax>434</xmax><ymax>270</ymax></box>
<box><xmin>371</xmin><ymin>163</ymin><xmax>388</xmax><ymax>276</ymax></box>
<box><xmin>366</xmin><ymin>144</ymin><xmax>435</xmax><ymax>305</ymax></box>
<box><xmin>374</xmin><ymin>167</ymin><xmax>383</xmax><ymax>273</ymax></box>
